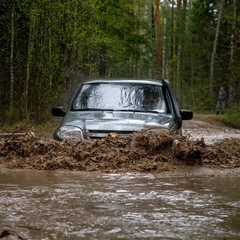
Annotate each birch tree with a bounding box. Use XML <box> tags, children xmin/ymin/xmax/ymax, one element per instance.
<box><xmin>209</xmin><ymin>0</ymin><xmax>224</xmax><ymax>93</ymax></box>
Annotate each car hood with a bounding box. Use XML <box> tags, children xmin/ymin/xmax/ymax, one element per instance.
<box><xmin>62</xmin><ymin>111</ymin><xmax>173</xmax><ymax>132</ymax></box>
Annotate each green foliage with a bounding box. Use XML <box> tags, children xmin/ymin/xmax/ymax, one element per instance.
<box><xmin>1</xmin><ymin>0</ymin><xmax>240</xmax><ymax>125</ymax></box>
<box><xmin>189</xmin><ymin>0</ymin><xmax>240</xmax><ymax>96</ymax></box>
<box><xmin>183</xmin><ymin>77</ymin><xmax>216</xmax><ymax>112</ymax></box>
<box><xmin>223</xmin><ymin>105</ymin><xmax>240</xmax><ymax>128</ymax></box>
<box><xmin>0</xmin><ymin>0</ymin><xmax>153</xmax><ymax>123</ymax></box>
<box><xmin>2</xmin><ymin>108</ymin><xmax>22</xmax><ymax>124</ymax></box>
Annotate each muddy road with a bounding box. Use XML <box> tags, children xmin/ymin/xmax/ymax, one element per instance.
<box><xmin>0</xmin><ymin>118</ymin><xmax>240</xmax><ymax>172</ymax></box>
<box><xmin>182</xmin><ymin>119</ymin><xmax>240</xmax><ymax>144</ymax></box>
<box><xmin>0</xmin><ymin>119</ymin><xmax>240</xmax><ymax>240</ymax></box>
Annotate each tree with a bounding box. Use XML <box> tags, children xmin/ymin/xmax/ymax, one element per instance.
<box><xmin>210</xmin><ymin>0</ymin><xmax>224</xmax><ymax>93</ymax></box>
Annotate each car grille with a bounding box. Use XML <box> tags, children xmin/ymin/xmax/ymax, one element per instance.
<box><xmin>87</xmin><ymin>130</ymin><xmax>134</xmax><ymax>139</ymax></box>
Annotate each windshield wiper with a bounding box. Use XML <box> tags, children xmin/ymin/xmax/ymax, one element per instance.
<box><xmin>114</xmin><ymin>109</ymin><xmax>161</xmax><ymax>113</ymax></box>
<box><xmin>74</xmin><ymin>108</ymin><xmax>163</xmax><ymax>113</ymax></box>
<box><xmin>75</xmin><ymin>108</ymin><xmax>114</xmax><ymax>111</ymax></box>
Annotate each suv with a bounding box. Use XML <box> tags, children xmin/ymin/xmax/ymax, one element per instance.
<box><xmin>52</xmin><ymin>79</ymin><xmax>193</xmax><ymax>141</ymax></box>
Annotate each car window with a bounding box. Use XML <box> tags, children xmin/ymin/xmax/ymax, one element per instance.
<box><xmin>72</xmin><ymin>83</ymin><xmax>167</xmax><ymax>112</ymax></box>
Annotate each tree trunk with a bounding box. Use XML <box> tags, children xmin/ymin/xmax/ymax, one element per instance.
<box><xmin>210</xmin><ymin>0</ymin><xmax>224</xmax><ymax>93</ymax></box>
<box><xmin>155</xmin><ymin>0</ymin><xmax>162</xmax><ymax>78</ymax></box>
<box><xmin>25</xmin><ymin>14</ymin><xmax>35</xmax><ymax>116</ymax></box>
<box><xmin>170</xmin><ymin>0</ymin><xmax>175</xmax><ymax>86</ymax></box>
<box><xmin>151</xmin><ymin>3</ymin><xmax>157</xmax><ymax>78</ymax></box>
<box><xmin>9</xmin><ymin>3</ymin><xmax>15</xmax><ymax>111</ymax></box>
<box><xmin>49</xmin><ymin>0</ymin><xmax>52</xmax><ymax>88</ymax></box>
<box><xmin>228</xmin><ymin>0</ymin><xmax>236</xmax><ymax>105</ymax></box>
<box><xmin>176</xmin><ymin>0</ymin><xmax>182</xmax><ymax>106</ymax></box>
<box><xmin>162</xmin><ymin>17</ymin><xmax>166</xmax><ymax>79</ymax></box>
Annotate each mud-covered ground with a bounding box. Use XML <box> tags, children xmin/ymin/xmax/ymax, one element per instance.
<box><xmin>0</xmin><ymin>119</ymin><xmax>240</xmax><ymax>173</ymax></box>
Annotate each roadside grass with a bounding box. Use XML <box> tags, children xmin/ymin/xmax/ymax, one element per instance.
<box><xmin>0</xmin><ymin>118</ymin><xmax>59</xmax><ymax>139</ymax></box>
<box><xmin>31</xmin><ymin>119</ymin><xmax>60</xmax><ymax>139</ymax></box>
<box><xmin>193</xmin><ymin>113</ymin><xmax>226</xmax><ymax>126</ymax></box>
<box><xmin>193</xmin><ymin>109</ymin><xmax>240</xmax><ymax>129</ymax></box>
<box><xmin>221</xmin><ymin>106</ymin><xmax>240</xmax><ymax>128</ymax></box>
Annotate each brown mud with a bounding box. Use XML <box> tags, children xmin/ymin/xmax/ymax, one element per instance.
<box><xmin>0</xmin><ymin>121</ymin><xmax>240</xmax><ymax>173</ymax></box>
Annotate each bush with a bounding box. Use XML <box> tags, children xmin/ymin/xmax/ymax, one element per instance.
<box><xmin>223</xmin><ymin>105</ymin><xmax>240</xmax><ymax>128</ymax></box>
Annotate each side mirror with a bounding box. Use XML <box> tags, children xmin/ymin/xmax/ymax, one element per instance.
<box><xmin>180</xmin><ymin>109</ymin><xmax>193</xmax><ymax>120</ymax></box>
<box><xmin>52</xmin><ymin>106</ymin><xmax>66</xmax><ymax>117</ymax></box>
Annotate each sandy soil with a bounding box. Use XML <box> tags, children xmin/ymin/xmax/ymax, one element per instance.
<box><xmin>0</xmin><ymin>119</ymin><xmax>240</xmax><ymax>173</ymax></box>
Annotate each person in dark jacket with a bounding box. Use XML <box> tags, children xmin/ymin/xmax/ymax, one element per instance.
<box><xmin>216</xmin><ymin>86</ymin><xmax>227</xmax><ymax>114</ymax></box>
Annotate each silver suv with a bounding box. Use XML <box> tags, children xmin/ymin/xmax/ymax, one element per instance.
<box><xmin>52</xmin><ymin>79</ymin><xmax>193</xmax><ymax>141</ymax></box>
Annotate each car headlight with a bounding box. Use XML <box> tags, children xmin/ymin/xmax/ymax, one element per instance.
<box><xmin>56</xmin><ymin>126</ymin><xmax>84</xmax><ymax>140</ymax></box>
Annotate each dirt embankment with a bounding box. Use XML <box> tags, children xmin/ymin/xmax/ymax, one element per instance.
<box><xmin>0</xmin><ymin>120</ymin><xmax>240</xmax><ymax>173</ymax></box>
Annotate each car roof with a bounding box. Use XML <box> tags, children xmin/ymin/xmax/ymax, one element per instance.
<box><xmin>82</xmin><ymin>79</ymin><xmax>163</xmax><ymax>86</ymax></box>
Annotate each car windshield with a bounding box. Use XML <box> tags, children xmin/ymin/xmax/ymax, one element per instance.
<box><xmin>72</xmin><ymin>82</ymin><xmax>167</xmax><ymax>112</ymax></box>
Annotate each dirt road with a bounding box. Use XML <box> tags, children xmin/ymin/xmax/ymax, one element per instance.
<box><xmin>182</xmin><ymin>119</ymin><xmax>240</xmax><ymax>144</ymax></box>
<box><xmin>0</xmin><ymin>118</ymin><xmax>240</xmax><ymax>172</ymax></box>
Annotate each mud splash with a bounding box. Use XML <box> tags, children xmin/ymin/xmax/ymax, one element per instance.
<box><xmin>0</xmin><ymin>131</ymin><xmax>239</xmax><ymax>173</ymax></box>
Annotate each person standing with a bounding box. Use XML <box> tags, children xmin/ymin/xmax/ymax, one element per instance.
<box><xmin>216</xmin><ymin>86</ymin><xmax>227</xmax><ymax>114</ymax></box>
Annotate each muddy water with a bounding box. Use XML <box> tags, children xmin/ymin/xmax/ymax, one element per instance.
<box><xmin>0</xmin><ymin>169</ymin><xmax>240</xmax><ymax>240</ymax></box>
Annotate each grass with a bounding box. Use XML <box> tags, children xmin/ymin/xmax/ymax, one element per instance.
<box><xmin>0</xmin><ymin>118</ymin><xmax>60</xmax><ymax>140</ymax></box>
<box><xmin>193</xmin><ymin>113</ymin><xmax>226</xmax><ymax>126</ymax></box>
<box><xmin>193</xmin><ymin>110</ymin><xmax>240</xmax><ymax>129</ymax></box>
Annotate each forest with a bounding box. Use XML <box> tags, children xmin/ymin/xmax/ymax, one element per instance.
<box><xmin>0</xmin><ymin>0</ymin><xmax>240</xmax><ymax>125</ymax></box>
